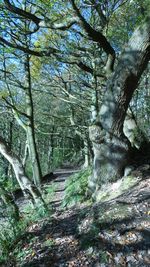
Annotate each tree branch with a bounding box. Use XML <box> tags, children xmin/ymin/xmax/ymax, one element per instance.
<box><xmin>0</xmin><ymin>36</ymin><xmax>58</xmax><ymax>56</ymax></box>
<box><xmin>70</xmin><ymin>0</ymin><xmax>115</xmax><ymax>73</ymax></box>
<box><xmin>3</xmin><ymin>0</ymin><xmax>114</xmax><ymax>74</ymax></box>
<box><xmin>39</xmin><ymin>17</ymin><xmax>78</xmax><ymax>30</ymax></box>
<box><xmin>4</xmin><ymin>0</ymin><xmax>41</xmax><ymax>29</ymax></box>
<box><xmin>90</xmin><ymin>0</ymin><xmax>107</xmax><ymax>27</ymax></box>
<box><xmin>4</xmin><ymin>0</ymin><xmax>78</xmax><ymax>32</ymax></box>
<box><xmin>77</xmin><ymin>61</ymin><xmax>104</xmax><ymax>77</ymax></box>
<box><xmin>2</xmin><ymin>96</ymin><xmax>30</xmax><ymax>120</ymax></box>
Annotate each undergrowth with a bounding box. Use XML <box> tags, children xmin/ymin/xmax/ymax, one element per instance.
<box><xmin>43</xmin><ymin>183</ymin><xmax>57</xmax><ymax>204</ymax></box>
<box><xmin>62</xmin><ymin>167</ymin><xmax>92</xmax><ymax>208</ymax></box>
<box><xmin>0</xmin><ymin>206</ymin><xmax>25</xmax><ymax>264</ymax></box>
<box><xmin>0</xmin><ymin>187</ymin><xmax>54</xmax><ymax>265</ymax></box>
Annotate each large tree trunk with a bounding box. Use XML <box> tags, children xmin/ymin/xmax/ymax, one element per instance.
<box><xmin>89</xmin><ymin>18</ymin><xmax>150</xmax><ymax>195</ymax></box>
<box><xmin>0</xmin><ymin>136</ymin><xmax>43</xmax><ymax>204</ymax></box>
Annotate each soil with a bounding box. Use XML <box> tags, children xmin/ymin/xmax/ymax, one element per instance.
<box><xmin>2</xmin><ymin>168</ymin><xmax>150</xmax><ymax>267</ymax></box>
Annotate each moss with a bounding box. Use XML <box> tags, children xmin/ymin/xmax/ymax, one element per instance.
<box><xmin>97</xmin><ymin>203</ymin><xmax>133</xmax><ymax>224</ymax></box>
<box><xmin>95</xmin><ymin>175</ymin><xmax>140</xmax><ymax>202</ymax></box>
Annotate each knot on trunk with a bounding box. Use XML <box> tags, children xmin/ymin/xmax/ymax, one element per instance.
<box><xmin>89</xmin><ymin>124</ymin><xmax>105</xmax><ymax>144</ymax></box>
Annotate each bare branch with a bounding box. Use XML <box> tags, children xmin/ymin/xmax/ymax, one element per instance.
<box><xmin>4</xmin><ymin>0</ymin><xmax>41</xmax><ymax>29</ymax></box>
<box><xmin>77</xmin><ymin>61</ymin><xmax>104</xmax><ymax>78</ymax></box>
<box><xmin>0</xmin><ymin>36</ymin><xmax>58</xmax><ymax>56</ymax></box>
<box><xmin>39</xmin><ymin>17</ymin><xmax>78</xmax><ymax>30</ymax></box>
<box><xmin>90</xmin><ymin>0</ymin><xmax>107</xmax><ymax>27</ymax></box>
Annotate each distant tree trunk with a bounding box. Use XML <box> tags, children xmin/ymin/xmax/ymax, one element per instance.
<box><xmin>0</xmin><ymin>136</ymin><xmax>43</xmax><ymax>204</ymax></box>
<box><xmin>47</xmin><ymin>126</ymin><xmax>55</xmax><ymax>172</ymax></box>
<box><xmin>7</xmin><ymin>121</ymin><xmax>15</xmax><ymax>180</ymax></box>
<box><xmin>22</xmin><ymin>139</ymin><xmax>29</xmax><ymax>168</ymax></box>
<box><xmin>70</xmin><ymin>108</ymin><xmax>92</xmax><ymax>168</ymax></box>
<box><xmin>89</xmin><ymin>18</ymin><xmax>150</xmax><ymax>194</ymax></box>
<box><xmin>4</xmin><ymin>120</ymin><xmax>13</xmax><ymax>177</ymax></box>
<box><xmin>82</xmin><ymin>131</ymin><xmax>94</xmax><ymax>168</ymax></box>
<box><xmin>25</xmin><ymin>54</ymin><xmax>42</xmax><ymax>187</ymax></box>
<box><xmin>82</xmin><ymin>140</ymin><xmax>89</xmax><ymax>168</ymax></box>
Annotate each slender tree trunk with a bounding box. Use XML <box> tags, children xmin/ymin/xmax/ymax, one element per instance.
<box><xmin>22</xmin><ymin>139</ymin><xmax>29</xmax><ymax>167</ymax></box>
<box><xmin>47</xmin><ymin>126</ymin><xmax>55</xmax><ymax>172</ymax></box>
<box><xmin>70</xmin><ymin>108</ymin><xmax>92</xmax><ymax>168</ymax></box>
<box><xmin>83</xmin><ymin>140</ymin><xmax>90</xmax><ymax>168</ymax></box>
<box><xmin>4</xmin><ymin>121</ymin><xmax>13</xmax><ymax>177</ymax></box>
<box><xmin>2</xmin><ymin>49</ymin><xmax>42</xmax><ymax>187</ymax></box>
<box><xmin>0</xmin><ymin>136</ymin><xmax>43</xmax><ymax>204</ymax></box>
<box><xmin>24</xmin><ymin>54</ymin><xmax>42</xmax><ymax>187</ymax></box>
<box><xmin>89</xmin><ymin>18</ymin><xmax>150</xmax><ymax>195</ymax></box>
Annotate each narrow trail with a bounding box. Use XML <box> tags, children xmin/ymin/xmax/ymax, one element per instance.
<box><xmin>48</xmin><ymin>168</ymin><xmax>80</xmax><ymax>210</ymax></box>
<box><xmin>14</xmin><ymin>168</ymin><xmax>91</xmax><ymax>267</ymax></box>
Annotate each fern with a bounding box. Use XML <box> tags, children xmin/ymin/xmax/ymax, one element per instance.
<box><xmin>62</xmin><ymin>167</ymin><xmax>92</xmax><ymax>207</ymax></box>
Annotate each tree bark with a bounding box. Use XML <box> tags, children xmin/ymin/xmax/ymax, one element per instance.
<box><xmin>89</xmin><ymin>18</ymin><xmax>150</xmax><ymax>194</ymax></box>
<box><xmin>0</xmin><ymin>136</ymin><xmax>43</xmax><ymax>204</ymax></box>
<box><xmin>24</xmin><ymin>54</ymin><xmax>42</xmax><ymax>187</ymax></box>
<box><xmin>83</xmin><ymin>140</ymin><xmax>90</xmax><ymax>168</ymax></box>
<box><xmin>47</xmin><ymin>126</ymin><xmax>55</xmax><ymax>173</ymax></box>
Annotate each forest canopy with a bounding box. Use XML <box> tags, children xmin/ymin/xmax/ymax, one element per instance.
<box><xmin>0</xmin><ymin>0</ymin><xmax>149</xmax><ymax>190</ymax></box>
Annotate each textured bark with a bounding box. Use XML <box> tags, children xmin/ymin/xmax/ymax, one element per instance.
<box><xmin>89</xmin><ymin>18</ymin><xmax>150</xmax><ymax>193</ymax></box>
<box><xmin>24</xmin><ymin>55</ymin><xmax>42</xmax><ymax>187</ymax></box>
<box><xmin>0</xmin><ymin>136</ymin><xmax>42</xmax><ymax>203</ymax></box>
<box><xmin>26</xmin><ymin>126</ymin><xmax>42</xmax><ymax>187</ymax></box>
<box><xmin>123</xmin><ymin>110</ymin><xmax>144</xmax><ymax>149</ymax></box>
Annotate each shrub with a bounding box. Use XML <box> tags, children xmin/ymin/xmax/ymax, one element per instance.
<box><xmin>0</xmin><ymin>209</ymin><xmax>25</xmax><ymax>263</ymax></box>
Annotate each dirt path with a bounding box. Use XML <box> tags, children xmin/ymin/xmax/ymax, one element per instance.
<box><xmin>49</xmin><ymin>168</ymin><xmax>80</xmax><ymax>210</ymax></box>
<box><xmin>6</xmin><ymin>168</ymin><xmax>150</xmax><ymax>267</ymax></box>
<box><xmin>13</xmin><ymin>168</ymin><xmax>98</xmax><ymax>267</ymax></box>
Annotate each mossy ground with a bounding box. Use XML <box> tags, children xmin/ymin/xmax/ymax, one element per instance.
<box><xmin>95</xmin><ymin>175</ymin><xmax>141</xmax><ymax>202</ymax></box>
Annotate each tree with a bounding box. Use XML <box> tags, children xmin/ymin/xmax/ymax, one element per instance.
<box><xmin>89</xmin><ymin>19</ymin><xmax>150</xmax><ymax>192</ymax></box>
<box><xmin>24</xmin><ymin>53</ymin><xmax>42</xmax><ymax>187</ymax></box>
<box><xmin>0</xmin><ymin>135</ymin><xmax>44</xmax><ymax>204</ymax></box>
<box><xmin>0</xmin><ymin>0</ymin><xmax>150</xmax><ymax>198</ymax></box>
<box><xmin>1</xmin><ymin>51</ymin><xmax>42</xmax><ymax>187</ymax></box>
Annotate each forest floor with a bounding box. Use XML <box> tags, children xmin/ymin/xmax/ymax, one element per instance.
<box><xmin>3</xmin><ymin>167</ymin><xmax>150</xmax><ymax>267</ymax></box>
